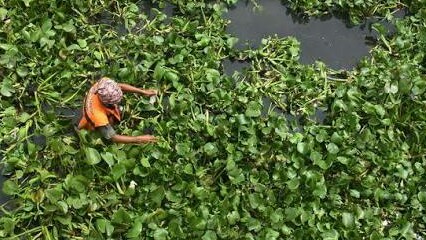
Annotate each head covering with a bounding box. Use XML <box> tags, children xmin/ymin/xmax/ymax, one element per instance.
<box><xmin>96</xmin><ymin>77</ymin><xmax>123</xmax><ymax>105</ymax></box>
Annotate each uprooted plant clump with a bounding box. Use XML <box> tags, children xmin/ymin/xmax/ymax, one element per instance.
<box><xmin>0</xmin><ymin>0</ymin><xmax>425</xmax><ymax>239</ymax></box>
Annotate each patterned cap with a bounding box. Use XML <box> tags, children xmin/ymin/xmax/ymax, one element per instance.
<box><xmin>96</xmin><ymin>77</ymin><xmax>123</xmax><ymax>105</ymax></box>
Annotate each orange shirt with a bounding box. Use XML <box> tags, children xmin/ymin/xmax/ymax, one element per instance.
<box><xmin>78</xmin><ymin>82</ymin><xmax>121</xmax><ymax>130</ymax></box>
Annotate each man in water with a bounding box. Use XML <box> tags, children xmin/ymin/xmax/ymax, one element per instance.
<box><xmin>78</xmin><ymin>77</ymin><xmax>158</xmax><ymax>144</ymax></box>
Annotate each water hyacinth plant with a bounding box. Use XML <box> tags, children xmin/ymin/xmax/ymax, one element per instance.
<box><xmin>1</xmin><ymin>0</ymin><xmax>426</xmax><ymax>239</ymax></box>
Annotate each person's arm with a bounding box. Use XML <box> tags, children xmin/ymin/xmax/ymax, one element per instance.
<box><xmin>118</xmin><ymin>83</ymin><xmax>157</xmax><ymax>97</ymax></box>
<box><xmin>98</xmin><ymin>125</ymin><xmax>157</xmax><ymax>144</ymax></box>
<box><xmin>110</xmin><ymin>134</ymin><xmax>157</xmax><ymax>144</ymax></box>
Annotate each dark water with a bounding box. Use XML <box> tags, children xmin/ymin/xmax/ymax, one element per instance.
<box><xmin>0</xmin><ymin>152</ymin><xmax>10</xmax><ymax>205</ymax></box>
<box><xmin>224</xmin><ymin>0</ymin><xmax>381</xmax><ymax>69</ymax></box>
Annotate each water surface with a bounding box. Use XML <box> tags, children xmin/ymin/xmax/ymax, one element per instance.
<box><xmin>224</xmin><ymin>0</ymin><xmax>373</xmax><ymax>69</ymax></box>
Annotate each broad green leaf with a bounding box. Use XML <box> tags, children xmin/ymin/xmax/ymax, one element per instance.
<box><xmin>165</xmin><ymin>71</ymin><xmax>179</xmax><ymax>82</ymax></box>
<box><xmin>1</xmin><ymin>79</ymin><xmax>14</xmax><ymax>97</ymax></box>
<box><xmin>45</xmin><ymin>187</ymin><xmax>63</xmax><ymax>203</ymax></box>
<box><xmin>284</xmin><ymin>207</ymin><xmax>299</xmax><ymax>221</ymax></box>
<box><xmin>326</xmin><ymin>143</ymin><xmax>339</xmax><ymax>154</ymax></box>
<box><xmin>101</xmin><ymin>152</ymin><xmax>115</xmax><ymax>167</ymax></box>
<box><xmin>265</xmin><ymin>228</ymin><xmax>279</xmax><ymax>240</ymax></box>
<box><xmin>97</xmin><ymin>219</ymin><xmax>114</xmax><ymax>236</ymax></box>
<box><xmin>126</xmin><ymin>219</ymin><xmax>143</xmax><ymax>238</ymax></box>
<box><xmin>141</xmin><ymin>158</ymin><xmax>151</xmax><ymax>168</ymax></box>
<box><xmin>64</xmin><ymin>175</ymin><xmax>88</xmax><ymax>193</ymax></box>
<box><xmin>245</xmin><ymin>101</ymin><xmax>261</xmax><ymax>117</ymax></box>
<box><xmin>77</xmin><ymin>39</ymin><xmax>87</xmax><ymax>48</ymax></box>
<box><xmin>41</xmin><ymin>19</ymin><xmax>52</xmax><ymax>33</ymax></box>
<box><xmin>112</xmin><ymin>208</ymin><xmax>131</xmax><ymax>224</ymax></box>
<box><xmin>226</xmin><ymin>37</ymin><xmax>239</xmax><ymax>48</ymax></box>
<box><xmin>57</xmin><ymin>201</ymin><xmax>68</xmax><ymax>214</ymax></box>
<box><xmin>297</xmin><ymin>142</ymin><xmax>309</xmax><ymax>154</ymax></box>
<box><xmin>0</xmin><ymin>8</ymin><xmax>7</xmax><ymax>21</ymax></box>
<box><xmin>204</xmin><ymin>142</ymin><xmax>218</xmax><ymax>156</ymax></box>
<box><xmin>202</xmin><ymin>230</ymin><xmax>217</xmax><ymax>240</ymax></box>
<box><xmin>313</xmin><ymin>184</ymin><xmax>327</xmax><ymax>198</ymax></box>
<box><xmin>16</xmin><ymin>66</ymin><xmax>28</xmax><ymax>77</ymax></box>
<box><xmin>227</xmin><ymin>211</ymin><xmax>240</xmax><ymax>225</ymax></box>
<box><xmin>153</xmin><ymin>228</ymin><xmax>168</xmax><ymax>240</ymax></box>
<box><xmin>153</xmin><ymin>36</ymin><xmax>164</xmax><ymax>45</ymax></box>
<box><xmin>286</xmin><ymin>178</ymin><xmax>299</xmax><ymax>190</ymax></box>
<box><xmin>418</xmin><ymin>191</ymin><xmax>426</xmax><ymax>202</ymax></box>
<box><xmin>153</xmin><ymin>64</ymin><xmax>165</xmax><ymax>81</ymax></box>
<box><xmin>2</xmin><ymin>180</ymin><xmax>19</xmax><ymax>195</ymax></box>
<box><xmin>342</xmin><ymin>212</ymin><xmax>354</xmax><ymax>227</ymax></box>
<box><xmin>111</xmin><ymin>163</ymin><xmax>126</xmax><ymax>180</ymax></box>
<box><xmin>321</xmin><ymin>229</ymin><xmax>339</xmax><ymax>240</ymax></box>
<box><xmin>151</xmin><ymin>186</ymin><xmax>165</xmax><ymax>206</ymax></box>
<box><xmin>85</xmin><ymin>147</ymin><xmax>101</xmax><ymax>165</ymax></box>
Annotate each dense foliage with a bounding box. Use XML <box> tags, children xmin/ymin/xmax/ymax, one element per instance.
<box><xmin>1</xmin><ymin>0</ymin><xmax>426</xmax><ymax>239</ymax></box>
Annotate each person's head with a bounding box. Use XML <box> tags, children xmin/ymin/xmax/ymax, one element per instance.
<box><xmin>96</xmin><ymin>77</ymin><xmax>123</xmax><ymax>106</ymax></box>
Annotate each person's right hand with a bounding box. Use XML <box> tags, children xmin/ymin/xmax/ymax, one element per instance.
<box><xmin>136</xmin><ymin>135</ymin><xmax>158</xmax><ymax>143</ymax></box>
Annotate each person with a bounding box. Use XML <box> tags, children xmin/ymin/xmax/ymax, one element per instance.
<box><xmin>77</xmin><ymin>77</ymin><xmax>158</xmax><ymax>144</ymax></box>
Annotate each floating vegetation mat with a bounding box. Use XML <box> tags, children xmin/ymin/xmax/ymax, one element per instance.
<box><xmin>0</xmin><ymin>0</ymin><xmax>425</xmax><ymax>239</ymax></box>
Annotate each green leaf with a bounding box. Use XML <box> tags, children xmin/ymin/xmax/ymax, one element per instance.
<box><xmin>153</xmin><ymin>36</ymin><xmax>164</xmax><ymax>45</ymax></box>
<box><xmin>374</xmin><ymin>105</ymin><xmax>385</xmax><ymax>117</ymax></box>
<box><xmin>153</xmin><ymin>228</ymin><xmax>168</xmax><ymax>240</ymax></box>
<box><xmin>175</xmin><ymin>142</ymin><xmax>190</xmax><ymax>156</ymax></box>
<box><xmin>226</xmin><ymin>37</ymin><xmax>239</xmax><ymax>48</ymax></box>
<box><xmin>141</xmin><ymin>158</ymin><xmax>151</xmax><ymax>168</ymax></box>
<box><xmin>418</xmin><ymin>191</ymin><xmax>426</xmax><ymax>202</ymax></box>
<box><xmin>342</xmin><ymin>212</ymin><xmax>354</xmax><ymax>227</ymax></box>
<box><xmin>57</xmin><ymin>201</ymin><xmax>68</xmax><ymax>214</ymax></box>
<box><xmin>0</xmin><ymin>8</ymin><xmax>7</xmax><ymax>21</ymax></box>
<box><xmin>97</xmin><ymin>219</ymin><xmax>114</xmax><ymax>236</ymax></box>
<box><xmin>45</xmin><ymin>187</ymin><xmax>63</xmax><ymax>203</ymax></box>
<box><xmin>126</xmin><ymin>218</ymin><xmax>143</xmax><ymax>238</ymax></box>
<box><xmin>85</xmin><ymin>147</ymin><xmax>101</xmax><ymax>165</ymax></box>
<box><xmin>313</xmin><ymin>184</ymin><xmax>327</xmax><ymax>198</ymax></box>
<box><xmin>326</xmin><ymin>143</ymin><xmax>339</xmax><ymax>154</ymax></box>
<box><xmin>202</xmin><ymin>230</ymin><xmax>217</xmax><ymax>240</ymax></box>
<box><xmin>227</xmin><ymin>211</ymin><xmax>240</xmax><ymax>225</ymax></box>
<box><xmin>265</xmin><ymin>228</ymin><xmax>279</xmax><ymax>240</ymax></box>
<box><xmin>111</xmin><ymin>163</ymin><xmax>126</xmax><ymax>180</ymax></box>
<box><xmin>284</xmin><ymin>207</ymin><xmax>299</xmax><ymax>221</ymax></box>
<box><xmin>0</xmin><ymin>217</ymin><xmax>15</xmax><ymax>234</ymax></box>
<box><xmin>245</xmin><ymin>101</ymin><xmax>261</xmax><ymax>117</ymax></box>
<box><xmin>41</xmin><ymin>19</ymin><xmax>52</xmax><ymax>33</ymax></box>
<box><xmin>16</xmin><ymin>66</ymin><xmax>29</xmax><ymax>77</ymax></box>
<box><xmin>165</xmin><ymin>71</ymin><xmax>179</xmax><ymax>82</ymax></box>
<box><xmin>321</xmin><ymin>229</ymin><xmax>339</xmax><ymax>240</ymax></box>
<box><xmin>1</xmin><ymin>79</ymin><xmax>15</xmax><ymax>97</ymax></box>
<box><xmin>153</xmin><ymin>64</ymin><xmax>165</xmax><ymax>81</ymax></box>
<box><xmin>77</xmin><ymin>39</ymin><xmax>87</xmax><ymax>48</ymax></box>
<box><xmin>112</xmin><ymin>208</ymin><xmax>131</xmax><ymax>224</ymax></box>
<box><xmin>297</xmin><ymin>142</ymin><xmax>309</xmax><ymax>154</ymax></box>
<box><xmin>204</xmin><ymin>142</ymin><xmax>218</xmax><ymax>156</ymax></box>
<box><xmin>151</xmin><ymin>186</ymin><xmax>165</xmax><ymax>206</ymax></box>
<box><xmin>286</xmin><ymin>178</ymin><xmax>299</xmax><ymax>190</ymax></box>
<box><xmin>2</xmin><ymin>180</ymin><xmax>19</xmax><ymax>195</ymax></box>
<box><xmin>65</xmin><ymin>175</ymin><xmax>88</xmax><ymax>193</ymax></box>
<box><xmin>101</xmin><ymin>152</ymin><xmax>115</xmax><ymax>167</ymax></box>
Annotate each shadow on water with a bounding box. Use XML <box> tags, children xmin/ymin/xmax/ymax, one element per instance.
<box><xmin>224</xmin><ymin>0</ymin><xmax>406</xmax><ymax>70</ymax></box>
